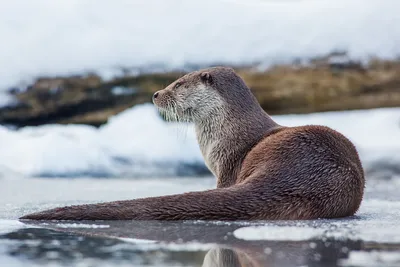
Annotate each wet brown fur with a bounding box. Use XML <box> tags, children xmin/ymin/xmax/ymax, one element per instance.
<box><xmin>20</xmin><ymin>67</ymin><xmax>365</xmax><ymax>221</ymax></box>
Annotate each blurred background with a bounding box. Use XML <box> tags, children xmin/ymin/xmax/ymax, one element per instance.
<box><xmin>0</xmin><ymin>0</ymin><xmax>399</xmax><ymax>182</ymax></box>
<box><xmin>1</xmin><ymin>1</ymin><xmax>400</xmax><ymax>267</ymax></box>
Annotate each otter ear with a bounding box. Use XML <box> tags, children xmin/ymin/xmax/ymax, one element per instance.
<box><xmin>200</xmin><ymin>72</ymin><xmax>213</xmax><ymax>84</ymax></box>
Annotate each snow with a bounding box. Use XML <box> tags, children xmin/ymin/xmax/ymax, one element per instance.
<box><xmin>339</xmin><ymin>251</ymin><xmax>400</xmax><ymax>267</ymax></box>
<box><xmin>111</xmin><ymin>86</ymin><xmax>137</xmax><ymax>96</ymax></box>
<box><xmin>274</xmin><ymin>108</ymin><xmax>400</xmax><ymax>167</ymax></box>
<box><xmin>0</xmin><ymin>104</ymin><xmax>203</xmax><ymax>178</ymax></box>
<box><xmin>0</xmin><ymin>220</ymin><xmax>24</xmax><ymax>235</ymax></box>
<box><xmin>1</xmin><ymin>0</ymin><xmax>400</xmax><ymax>90</ymax></box>
<box><xmin>2</xmin><ymin>0</ymin><xmax>399</xmax><ymax>178</ymax></box>
<box><xmin>234</xmin><ymin>225</ymin><xmax>324</xmax><ymax>241</ymax></box>
<box><xmin>233</xmin><ymin>198</ymin><xmax>400</xmax><ymax>243</ymax></box>
<box><xmin>54</xmin><ymin>223</ymin><xmax>110</xmax><ymax>229</ymax></box>
<box><xmin>0</xmin><ymin>93</ymin><xmax>17</xmax><ymax>108</ymax></box>
<box><xmin>116</xmin><ymin>239</ymin><xmax>216</xmax><ymax>252</ymax></box>
<box><xmin>0</xmin><ymin>104</ymin><xmax>398</xmax><ymax>178</ymax></box>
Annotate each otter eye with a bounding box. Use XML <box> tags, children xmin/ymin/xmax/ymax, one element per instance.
<box><xmin>174</xmin><ymin>82</ymin><xmax>182</xmax><ymax>89</ymax></box>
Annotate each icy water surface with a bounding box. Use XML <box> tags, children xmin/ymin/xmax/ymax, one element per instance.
<box><xmin>1</xmin><ymin>176</ymin><xmax>400</xmax><ymax>267</ymax></box>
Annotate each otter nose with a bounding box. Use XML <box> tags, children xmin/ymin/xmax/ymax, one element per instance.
<box><xmin>152</xmin><ymin>92</ymin><xmax>159</xmax><ymax>101</ymax></box>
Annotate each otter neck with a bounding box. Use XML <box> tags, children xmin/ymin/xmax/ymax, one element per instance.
<box><xmin>194</xmin><ymin>104</ymin><xmax>278</xmax><ymax>188</ymax></box>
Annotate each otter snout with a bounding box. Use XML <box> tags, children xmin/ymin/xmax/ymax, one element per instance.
<box><xmin>152</xmin><ymin>90</ymin><xmax>163</xmax><ymax>106</ymax></box>
<box><xmin>152</xmin><ymin>89</ymin><xmax>171</xmax><ymax>110</ymax></box>
<box><xmin>152</xmin><ymin>91</ymin><xmax>159</xmax><ymax>100</ymax></box>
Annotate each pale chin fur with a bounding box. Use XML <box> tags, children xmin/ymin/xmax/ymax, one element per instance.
<box><xmin>158</xmin><ymin>84</ymin><xmax>224</xmax><ymax>124</ymax></box>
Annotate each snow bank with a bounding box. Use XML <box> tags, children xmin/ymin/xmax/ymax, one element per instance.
<box><xmin>0</xmin><ymin>104</ymin><xmax>398</xmax><ymax>178</ymax></box>
<box><xmin>0</xmin><ymin>104</ymin><xmax>204</xmax><ymax>178</ymax></box>
<box><xmin>1</xmin><ymin>0</ymin><xmax>400</xmax><ymax>90</ymax></box>
<box><xmin>274</xmin><ymin>108</ymin><xmax>400</xmax><ymax>170</ymax></box>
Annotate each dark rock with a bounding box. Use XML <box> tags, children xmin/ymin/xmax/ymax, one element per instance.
<box><xmin>1</xmin><ymin>57</ymin><xmax>400</xmax><ymax>128</ymax></box>
<box><xmin>0</xmin><ymin>73</ymin><xmax>182</xmax><ymax>128</ymax></box>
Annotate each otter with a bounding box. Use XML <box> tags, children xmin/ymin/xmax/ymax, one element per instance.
<box><xmin>20</xmin><ymin>66</ymin><xmax>365</xmax><ymax>221</ymax></box>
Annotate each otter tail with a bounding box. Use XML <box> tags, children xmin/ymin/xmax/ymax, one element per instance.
<box><xmin>19</xmin><ymin>183</ymin><xmax>267</xmax><ymax>221</ymax></box>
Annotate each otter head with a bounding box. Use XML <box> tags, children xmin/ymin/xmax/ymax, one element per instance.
<box><xmin>152</xmin><ymin>67</ymin><xmax>229</xmax><ymax>123</ymax></box>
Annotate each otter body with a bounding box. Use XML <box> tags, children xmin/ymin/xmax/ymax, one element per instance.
<box><xmin>20</xmin><ymin>67</ymin><xmax>364</xmax><ymax>221</ymax></box>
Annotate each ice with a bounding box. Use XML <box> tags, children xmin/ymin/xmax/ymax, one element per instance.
<box><xmin>1</xmin><ymin>176</ymin><xmax>400</xmax><ymax>267</ymax></box>
<box><xmin>234</xmin><ymin>225</ymin><xmax>325</xmax><ymax>241</ymax></box>
<box><xmin>233</xmin><ymin>198</ymin><xmax>400</xmax><ymax>243</ymax></box>
<box><xmin>0</xmin><ymin>220</ymin><xmax>25</xmax><ymax>235</ymax></box>
<box><xmin>340</xmin><ymin>251</ymin><xmax>400</xmax><ymax>267</ymax></box>
<box><xmin>54</xmin><ymin>223</ymin><xmax>110</xmax><ymax>229</ymax></box>
<box><xmin>1</xmin><ymin>0</ymin><xmax>400</xmax><ymax>90</ymax></box>
<box><xmin>117</xmin><ymin>239</ymin><xmax>217</xmax><ymax>251</ymax></box>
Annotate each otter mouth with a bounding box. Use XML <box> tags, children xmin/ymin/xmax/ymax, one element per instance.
<box><xmin>154</xmin><ymin>101</ymin><xmax>194</xmax><ymax>123</ymax></box>
<box><xmin>152</xmin><ymin>90</ymin><xmax>195</xmax><ymax>123</ymax></box>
